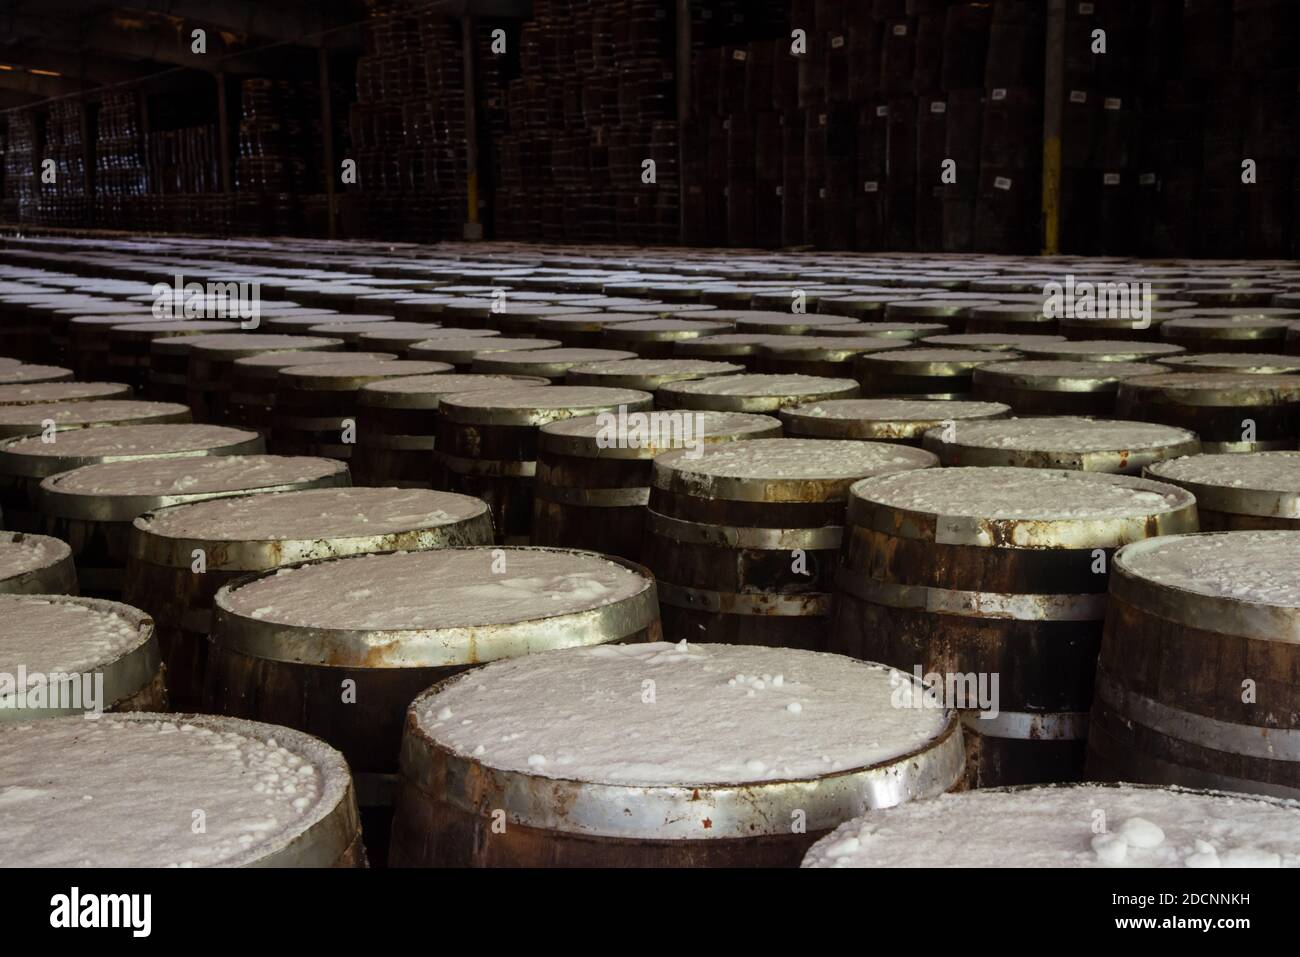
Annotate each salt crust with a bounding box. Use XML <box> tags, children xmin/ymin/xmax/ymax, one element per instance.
<box><xmin>46</xmin><ymin>455</ymin><xmax>343</xmax><ymax>497</ymax></box>
<box><xmin>802</xmin><ymin>784</ymin><xmax>1300</xmax><ymax>868</ymax></box>
<box><xmin>5</xmin><ymin>424</ymin><xmax>253</xmax><ymax>459</ymax></box>
<box><xmin>664</xmin><ymin>374</ymin><xmax>856</xmax><ymax>397</ymax></box>
<box><xmin>219</xmin><ymin>548</ymin><xmax>650</xmax><ymax>630</ymax></box>
<box><xmin>0</xmin><ymin>594</ymin><xmax>145</xmax><ymax>678</ymax></box>
<box><xmin>416</xmin><ymin>642</ymin><xmax>950</xmax><ymax>787</ymax></box>
<box><xmin>939</xmin><ymin>417</ymin><xmax>1195</xmax><ymax>452</ymax></box>
<box><xmin>1118</xmin><ymin>530</ymin><xmax>1300</xmax><ymax>607</ymax></box>
<box><xmin>1148</xmin><ymin>451</ymin><xmax>1300</xmax><ymax>491</ymax></box>
<box><xmin>0</xmin><ymin>534</ymin><xmax>69</xmax><ymax>581</ymax></box>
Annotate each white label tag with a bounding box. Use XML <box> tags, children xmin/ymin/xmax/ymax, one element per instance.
<box><xmin>1139</xmin><ymin>172</ymin><xmax>1157</xmax><ymax>185</ymax></box>
<box><xmin>819</xmin><ymin>113</ymin><xmax>828</xmax><ymax>125</ymax></box>
<box><xmin>876</xmin><ymin>105</ymin><xmax>889</xmax><ymax>117</ymax></box>
<box><xmin>1104</xmin><ymin>97</ymin><xmax>1122</xmax><ymax>110</ymax></box>
<box><xmin>733</xmin><ymin>49</ymin><xmax>747</xmax><ymax>61</ymax></box>
<box><xmin>931</xmin><ymin>101</ymin><xmax>947</xmax><ymax>113</ymax></box>
<box><xmin>1069</xmin><ymin>90</ymin><xmax>1088</xmax><ymax>103</ymax></box>
<box><xmin>994</xmin><ymin>176</ymin><xmax>1012</xmax><ymax>190</ymax></box>
<box><xmin>893</xmin><ymin>24</ymin><xmax>908</xmax><ymax>36</ymax></box>
<box><xmin>864</xmin><ymin>181</ymin><xmax>879</xmax><ymax>193</ymax></box>
<box><xmin>992</xmin><ymin>88</ymin><xmax>1007</xmax><ymax>101</ymax></box>
<box><xmin>831</xmin><ymin>35</ymin><xmax>845</xmax><ymax>49</ymax></box>
<box><xmin>776</xmin><ymin>185</ymin><xmax>784</xmax><ymax>196</ymax></box>
<box><xmin>1103</xmin><ymin>172</ymin><xmax>1121</xmax><ymax>185</ymax></box>
<box><xmin>819</xmin><ymin>187</ymin><xmax>827</xmax><ymax>198</ymax></box>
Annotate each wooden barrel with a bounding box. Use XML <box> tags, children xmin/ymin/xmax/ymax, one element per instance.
<box><xmin>64</xmin><ymin>315</ymin><xmax>157</xmax><ymax>379</ymax></box>
<box><xmin>1155</xmin><ymin>352</ymin><xmax>1300</xmax><ymax>375</ymax></box>
<box><xmin>1161</xmin><ymin>315</ymin><xmax>1293</xmax><ymax>354</ymax></box>
<box><xmin>924</xmin><ymin>417</ymin><xmax>1201</xmax><ymax>474</ymax></box>
<box><xmin>36</xmin><ymin>454</ymin><xmax>348</xmax><ymax>598</ymax></box>
<box><xmin>389</xmin><ymin>641</ymin><xmax>964</xmax><ymax>867</ymax></box>
<box><xmin>1059</xmin><ymin>311</ymin><xmax>1181</xmax><ymax>342</ymax></box>
<box><xmin>487</xmin><ymin>304</ymin><xmax>594</xmax><ymax>336</ymax></box>
<box><xmin>671</xmin><ymin>333</ymin><xmax>793</xmax><ymax>370</ymax></box>
<box><xmin>971</xmin><ymin>360</ymin><xmax>1161</xmax><ymax>416</ymax></box>
<box><xmin>0</xmin><ymin>712</ymin><xmax>364</xmax><ymax>866</ymax></box>
<box><xmin>606</xmin><ymin>301</ymin><xmax>720</xmax><ymax>316</ymax></box>
<box><xmin>534</xmin><ymin>410</ymin><xmax>781</xmax><ymax>561</ymax></box>
<box><xmin>855</xmin><ymin>348</ymin><xmax>1015</xmax><ymax>399</ymax></box>
<box><xmin>0</xmin><ymin>531</ymin><xmax>78</xmax><ymax>594</ymax></box>
<box><xmin>207</xmin><ymin>546</ymin><xmax>661</xmax><ymax>855</ymax></box>
<box><xmin>829</xmin><ymin>466</ymin><xmax>1198</xmax><ymax>787</ymax></box>
<box><xmin>436</xmin><ymin>386</ymin><xmax>653</xmax><ymax>543</ymax></box>
<box><xmin>816</xmin><ymin>294</ymin><xmax>910</xmax><ymax>320</ymax></box>
<box><xmin>919</xmin><ymin>333</ymin><xmax>1066</xmax><ymax>352</ymax></box>
<box><xmin>0</xmin><ymin>381</ymin><xmax>131</xmax><ymax>407</ymax></box>
<box><xmin>181</xmin><ymin>333</ymin><xmax>345</xmax><ymax>421</ymax></box>
<box><xmin>271</xmin><ymin>358</ymin><xmax>452</xmax><ymax>460</ymax></box>
<box><xmin>227</xmin><ymin>350</ymin><xmax>397</xmax><ymax>431</ymax></box>
<box><xmin>828</xmin><ymin>321</ymin><xmax>951</xmax><ymax>341</ymax></box>
<box><xmin>600</xmin><ymin>319</ymin><xmax>734</xmax><ymax>358</ymax></box>
<box><xmin>407</xmin><ymin>336</ymin><xmax>561</xmax><ymax>371</ymax></box>
<box><xmin>1145</xmin><ymin>452</ymin><xmax>1300</xmax><ymax>530</ymax></box>
<box><xmin>534</xmin><ymin>313</ymin><xmax>643</xmax><ymax>348</ymax></box>
<box><xmin>564</xmin><ymin>358</ymin><xmax>744</xmax><ymax>392</ymax></box>
<box><xmin>657</xmin><ymin>373</ymin><xmax>860</xmax><ymax>412</ymax></box>
<box><xmin>304</xmin><ymin>320</ymin><xmax>439</xmax><ymax>347</ymax></box>
<box><xmin>754</xmin><ymin>336</ymin><xmax>910</xmax><ymax>378</ymax></box>
<box><xmin>103</xmin><ymin>320</ymin><xmax>240</xmax><ymax>393</ymax></box>
<box><xmin>263</xmin><ymin>313</ymin><xmax>396</xmax><ymax>335</ymax></box>
<box><xmin>0</xmin><ymin>593</ymin><xmax>165</xmax><ymax>717</ymax></box>
<box><xmin>646</xmin><ymin>438</ymin><xmax>937</xmax><ymax>651</ymax></box>
<box><xmin>963</xmin><ymin>303</ymin><xmax>1056</xmax><ymax>336</ymax></box>
<box><xmin>1088</xmin><ymin>530</ymin><xmax>1300</xmax><ymax>799</ymax></box>
<box><xmin>1289</xmin><ymin>324</ymin><xmax>1299</xmax><ymax>356</ymax></box>
<box><xmin>780</xmin><ymin>398</ymin><xmax>1011</xmax><ymax>445</ymax></box>
<box><xmin>1115</xmin><ymin>372</ymin><xmax>1300</xmax><ymax>452</ymax></box>
<box><xmin>0</xmin><ymin>398</ymin><xmax>190</xmax><ymax>440</ymax></box>
<box><xmin>126</xmin><ymin>487</ymin><xmax>494</xmax><ymax>712</ymax></box>
<box><xmin>471</xmin><ymin>347</ymin><xmax>639</xmax><ymax>382</ymax></box>
<box><xmin>352</xmin><ymin>373</ymin><xmax>549</xmax><ymax>488</ymax></box>
<box><xmin>0</xmin><ymin>424</ymin><xmax>262</xmax><ymax>533</ymax></box>
<box><xmin>1016</xmin><ymin>339</ymin><xmax>1187</xmax><ymax>363</ymax></box>
<box><xmin>803</xmin><ymin>782</ymin><xmax>1300</xmax><ymax>868</ymax></box>
<box><xmin>0</xmin><ymin>364</ymin><xmax>74</xmax><ymax>387</ymax></box>
<box><xmin>350</xmin><ymin>324</ymin><xmax>472</xmax><ymax>354</ymax></box>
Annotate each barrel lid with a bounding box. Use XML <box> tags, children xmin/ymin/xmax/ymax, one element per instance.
<box><xmin>1117</xmin><ymin>372</ymin><xmax>1300</xmax><ymax>405</ymax></box>
<box><xmin>1156</xmin><ymin>352</ymin><xmax>1300</xmax><ymax>375</ymax></box>
<box><xmin>534</xmin><ymin>312</ymin><xmax>643</xmax><ymax>332</ymax></box>
<box><xmin>401</xmin><ymin>642</ymin><xmax>962</xmax><ymax>839</ymax></box>
<box><xmin>0</xmin><ymin>593</ymin><xmax>157</xmax><ymax>720</ymax></box>
<box><xmin>1113</xmin><ymin>531</ymin><xmax>1300</xmax><ymax>641</ymax></box>
<box><xmin>848</xmin><ymin>467</ymin><xmax>1197</xmax><ymax>548</ymax></box>
<box><xmin>0</xmin><ymin>533</ymin><xmax>72</xmax><ymax>591</ymax></box>
<box><xmin>0</xmin><ymin>381</ymin><xmax>132</xmax><ymax>407</ymax></box>
<box><xmin>105</xmin><ymin>320</ymin><xmax>239</xmax><ymax>337</ymax></box>
<box><xmin>604</xmin><ymin>301</ymin><xmax>719</xmax><ymax>314</ymax></box>
<box><xmin>1161</xmin><ymin>315</ymin><xmax>1292</xmax><ymax>339</ymax></box>
<box><xmin>133</xmin><ymin>487</ymin><xmax>492</xmax><ymax>571</ymax></box>
<box><xmin>920</xmin><ymin>333</ymin><xmax>1066</xmax><ymax>350</ymax></box>
<box><xmin>732</xmin><ymin>312</ymin><xmax>861</xmax><ymax>334</ymax></box>
<box><xmin>277</xmin><ymin>358</ymin><xmax>451</xmax><ymax>390</ymax></box>
<box><xmin>38</xmin><ymin>454</ymin><xmax>348</xmax><ymax>521</ymax></box>
<box><xmin>886</xmin><ymin>299</ymin><xmax>1001</xmax><ymax>319</ymax></box>
<box><xmin>212</xmin><ymin>546</ymin><xmax>658</xmax><ymax>667</ymax></box>
<box><xmin>973</xmin><ymin>359</ymin><xmax>1158</xmax><ymax>392</ymax></box>
<box><xmin>0</xmin><ymin>399</ymin><xmax>190</xmax><ymax>438</ymax></box>
<box><xmin>780</xmin><ymin>398</ymin><xmax>1011</xmax><ymax>440</ymax></box>
<box><xmin>924</xmin><ymin>417</ymin><xmax>1200</xmax><ymax>472</ymax></box>
<box><xmin>672</xmin><ymin>333</ymin><xmax>790</xmax><ymax>357</ymax></box>
<box><xmin>825</xmin><ymin>321</ymin><xmax>948</xmax><ymax>339</ymax></box>
<box><xmin>803</xmin><ymin>783</ymin><xmax>1300</xmax><ymax>868</ymax></box>
<box><xmin>233</xmin><ymin>350</ymin><xmax>397</xmax><ymax>375</ymax></box>
<box><xmin>358</xmin><ymin>373</ymin><xmax>550</xmax><ymax>409</ymax></box>
<box><xmin>409</xmin><ymin>336</ymin><xmax>560</xmax><ymax>364</ymax></box>
<box><xmin>179</xmin><ymin>333</ymin><xmax>344</xmax><ymax>358</ymax></box>
<box><xmin>0</xmin><ymin>711</ymin><xmax>357</xmax><ymax>866</ymax></box>
<box><xmin>857</xmin><ymin>348</ymin><xmax>1014</xmax><ymax>374</ymax></box>
<box><xmin>602</xmin><ymin>318</ymin><xmax>733</xmax><ymax>340</ymax></box>
<box><xmin>472</xmin><ymin>347</ymin><xmax>638</xmax><ymax>377</ymax></box>
<box><xmin>438</xmin><ymin>385</ymin><xmax>651</xmax><ymax>425</ymax></box>
<box><xmin>965</xmin><ymin>303</ymin><xmax>1051</xmax><ymax>322</ymax></box>
<box><xmin>304</xmin><ymin>320</ymin><xmax>437</xmax><ymax>342</ymax></box>
<box><xmin>0</xmin><ymin>423</ymin><xmax>262</xmax><ymax>479</ymax></box>
<box><xmin>1145</xmin><ymin>452</ymin><xmax>1300</xmax><ymax>520</ymax></box>
<box><xmin>540</xmin><ymin>409</ymin><xmax>781</xmax><ymax>459</ymax></box>
<box><xmin>565</xmin><ymin>358</ymin><xmax>744</xmax><ymax>389</ymax></box>
<box><xmin>0</xmin><ymin>365</ymin><xmax>74</xmax><ymax>385</ymax></box>
<box><xmin>1017</xmin><ymin>339</ymin><xmax>1186</xmax><ymax>362</ymax></box>
<box><xmin>264</xmin><ymin>313</ymin><xmax>394</xmax><ymax>330</ymax></box>
<box><xmin>658</xmin><ymin>373</ymin><xmax>859</xmax><ymax>411</ymax></box>
<box><xmin>371</xmin><ymin>326</ymin><xmax>499</xmax><ymax>344</ymax></box>
<box><xmin>759</xmin><ymin>336</ymin><xmax>909</xmax><ymax>360</ymax></box>
<box><xmin>654</xmin><ymin>438</ymin><xmax>936</xmax><ymax>503</ymax></box>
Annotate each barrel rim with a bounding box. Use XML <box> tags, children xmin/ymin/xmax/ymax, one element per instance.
<box><xmin>1144</xmin><ymin>453</ymin><xmax>1300</xmax><ymax>519</ymax></box>
<box><xmin>210</xmin><ymin>546</ymin><xmax>660</xmax><ymax>668</ymax></box>
<box><xmin>0</xmin><ymin>428</ymin><xmax>265</xmax><ymax>479</ymax></box>
<box><xmin>923</xmin><ymin>420</ymin><xmax>1202</xmax><ymax>472</ymax></box>
<box><xmin>0</xmin><ymin>532</ymin><xmax>76</xmax><ymax>594</ymax></box>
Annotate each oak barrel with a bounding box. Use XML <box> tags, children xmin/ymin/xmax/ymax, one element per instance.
<box><xmin>657</xmin><ymin>373</ymin><xmax>859</xmax><ymax>412</ymax></box>
<box><xmin>0</xmin><ymin>398</ymin><xmax>190</xmax><ymax>440</ymax></box>
<box><xmin>1145</xmin><ymin>452</ymin><xmax>1300</xmax><ymax>530</ymax></box>
<box><xmin>780</xmin><ymin>398</ymin><xmax>1010</xmax><ymax>445</ymax></box>
<box><xmin>389</xmin><ymin>642</ymin><xmax>964</xmax><ymax>867</ymax></box>
<box><xmin>227</xmin><ymin>350</ymin><xmax>397</xmax><ymax>431</ymax></box>
<box><xmin>0</xmin><ymin>531</ymin><xmax>78</xmax><ymax>595</ymax></box>
<box><xmin>829</xmin><ymin>466</ymin><xmax>1198</xmax><ymax>787</ymax></box>
<box><xmin>1115</xmin><ymin>372</ymin><xmax>1300</xmax><ymax>452</ymax></box>
<box><xmin>645</xmin><ymin>438</ymin><xmax>937</xmax><ymax>650</ymax></box>
<box><xmin>855</xmin><ymin>348</ymin><xmax>1015</xmax><ymax>399</ymax></box>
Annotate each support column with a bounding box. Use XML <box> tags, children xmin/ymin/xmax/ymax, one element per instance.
<box><xmin>461</xmin><ymin>15</ymin><xmax>483</xmax><ymax>240</ymax></box>
<box><xmin>1041</xmin><ymin>0</ymin><xmax>1066</xmax><ymax>255</ymax></box>
<box><xmin>215</xmin><ymin>70</ymin><xmax>232</xmax><ymax>194</ymax></box>
<box><xmin>675</xmin><ymin>0</ymin><xmax>691</xmax><ymax>245</ymax></box>
<box><xmin>318</xmin><ymin>48</ymin><xmax>337</xmax><ymax>239</ymax></box>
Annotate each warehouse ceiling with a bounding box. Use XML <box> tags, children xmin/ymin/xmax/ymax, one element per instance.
<box><xmin>0</xmin><ymin>0</ymin><xmax>368</xmax><ymax>104</ymax></box>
